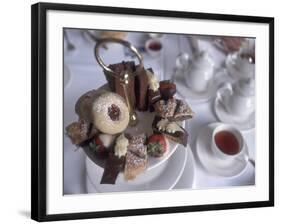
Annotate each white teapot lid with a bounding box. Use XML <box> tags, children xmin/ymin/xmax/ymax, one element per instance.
<box><xmin>235</xmin><ymin>78</ymin><xmax>255</xmax><ymax>96</ymax></box>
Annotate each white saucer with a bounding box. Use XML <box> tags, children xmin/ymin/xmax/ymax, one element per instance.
<box><xmin>196</xmin><ymin>123</ymin><xmax>249</xmax><ymax>178</ymax></box>
<box><xmin>173</xmin><ymin>145</ymin><xmax>195</xmax><ymax>189</ymax></box>
<box><xmin>86</xmin><ymin>145</ymin><xmax>187</xmax><ymax>193</ymax></box>
<box><xmin>225</xmin><ymin>53</ymin><xmax>254</xmax><ymax>80</ymax></box>
<box><xmin>213</xmin><ymin>89</ymin><xmax>255</xmax><ymax>131</ymax></box>
<box><xmin>174</xmin><ymin>72</ymin><xmax>218</xmax><ymax>104</ymax></box>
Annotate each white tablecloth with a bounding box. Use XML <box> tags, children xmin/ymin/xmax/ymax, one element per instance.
<box><xmin>63</xmin><ymin>29</ymin><xmax>255</xmax><ymax>194</ymax></box>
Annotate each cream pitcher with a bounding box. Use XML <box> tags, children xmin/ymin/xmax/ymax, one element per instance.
<box><xmin>177</xmin><ymin>51</ymin><xmax>215</xmax><ymax>92</ymax></box>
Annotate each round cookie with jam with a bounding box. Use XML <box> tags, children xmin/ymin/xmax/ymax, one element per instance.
<box><xmin>92</xmin><ymin>92</ymin><xmax>130</xmax><ymax>134</ymax></box>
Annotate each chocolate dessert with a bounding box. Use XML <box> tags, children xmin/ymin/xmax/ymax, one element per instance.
<box><xmin>100</xmin><ymin>153</ymin><xmax>125</xmax><ymax>184</ymax></box>
<box><xmin>124</xmin><ymin>151</ymin><xmax>147</xmax><ymax>181</ymax></box>
<box><xmin>147</xmin><ymin>89</ymin><xmax>161</xmax><ymax>112</ymax></box>
<box><xmin>154</xmin><ymin>98</ymin><xmax>177</xmax><ymax>119</ymax></box>
<box><xmin>159</xmin><ymin>80</ymin><xmax>176</xmax><ymax>100</ymax></box>
<box><xmin>75</xmin><ymin>89</ymin><xmax>106</xmax><ymax>122</ymax></box>
<box><xmin>126</xmin><ymin>133</ymin><xmax>147</xmax><ymax>158</ymax></box>
<box><xmin>105</xmin><ymin>61</ymin><xmax>136</xmax><ymax>109</ymax></box>
<box><xmin>124</xmin><ymin>133</ymin><xmax>147</xmax><ymax>180</ymax></box>
<box><xmin>65</xmin><ymin>119</ymin><xmax>98</xmax><ymax>145</ymax></box>
<box><xmin>171</xmin><ymin>99</ymin><xmax>194</xmax><ymax>121</ymax></box>
<box><xmin>152</xmin><ymin>116</ymin><xmax>188</xmax><ymax>146</ymax></box>
<box><xmin>135</xmin><ymin>65</ymin><xmax>149</xmax><ymax>111</ymax></box>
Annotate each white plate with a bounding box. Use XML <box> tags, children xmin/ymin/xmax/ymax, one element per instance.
<box><xmin>225</xmin><ymin>53</ymin><xmax>254</xmax><ymax>81</ymax></box>
<box><xmin>173</xmin><ymin>145</ymin><xmax>195</xmax><ymax>189</ymax></box>
<box><xmin>86</xmin><ymin>145</ymin><xmax>187</xmax><ymax>193</ymax></box>
<box><xmin>213</xmin><ymin>89</ymin><xmax>255</xmax><ymax>131</ymax></box>
<box><xmin>196</xmin><ymin>123</ymin><xmax>249</xmax><ymax>178</ymax></box>
<box><xmin>174</xmin><ymin>70</ymin><xmax>221</xmax><ymax>104</ymax></box>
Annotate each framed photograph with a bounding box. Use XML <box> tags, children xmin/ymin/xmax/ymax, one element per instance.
<box><xmin>31</xmin><ymin>2</ymin><xmax>274</xmax><ymax>222</ymax></box>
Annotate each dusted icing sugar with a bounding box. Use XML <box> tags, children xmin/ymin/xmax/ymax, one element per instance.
<box><xmin>91</xmin><ymin>92</ymin><xmax>129</xmax><ymax>134</ymax></box>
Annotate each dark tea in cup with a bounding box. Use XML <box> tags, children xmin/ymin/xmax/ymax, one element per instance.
<box><xmin>214</xmin><ymin>131</ymin><xmax>240</xmax><ymax>155</ymax></box>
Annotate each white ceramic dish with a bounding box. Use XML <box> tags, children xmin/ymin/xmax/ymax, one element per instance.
<box><xmin>196</xmin><ymin>123</ymin><xmax>250</xmax><ymax>178</ymax></box>
<box><xmin>173</xmin><ymin>145</ymin><xmax>195</xmax><ymax>189</ymax></box>
<box><xmin>213</xmin><ymin>88</ymin><xmax>255</xmax><ymax>131</ymax></box>
<box><xmin>174</xmin><ymin>71</ymin><xmax>218</xmax><ymax>104</ymax></box>
<box><xmin>86</xmin><ymin>145</ymin><xmax>187</xmax><ymax>193</ymax></box>
<box><xmin>225</xmin><ymin>52</ymin><xmax>255</xmax><ymax>80</ymax></box>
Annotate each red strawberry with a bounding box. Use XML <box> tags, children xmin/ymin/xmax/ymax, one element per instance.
<box><xmin>89</xmin><ymin>136</ymin><xmax>108</xmax><ymax>159</ymax></box>
<box><xmin>147</xmin><ymin>134</ymin><xmax>168</xmax><ymax>157</ymax></box>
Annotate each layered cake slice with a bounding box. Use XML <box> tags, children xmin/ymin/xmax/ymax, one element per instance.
<box><xmin>135</xmin><ymin>65</ymin><xmax>149</xmax><ymax>111</ymax></box>
<box><xmin>105</xmin><ymin>61</ymin><xmax>136</xmax><ymax>109</ymax></box>
<box><xmin>154</xmin><ymin>98</ymin><xmax>177</xmax><ymax>119</ymax></box>
<box><xmin>126</xmin><ymin>133</ymin><xmax>147</xmax><ymax>158</ymax></box>
<box><xmin>124</xmin><ymin>133</ymin><xmax>147</xmax><ymax>180</ymax></box>
<box><xmin>124</xmin><ymin>151</ymin><xmax>147</xmax><ymax>181</ymax></box>
<box><xmin>152</xmin><ymin>116</ymin><xmax>188</xmax><ymax>146</ymax></box>
<box><xmin>171</xmin><ymin>99</ymin><xmax>195</xmax><ymax>121</ymax></box>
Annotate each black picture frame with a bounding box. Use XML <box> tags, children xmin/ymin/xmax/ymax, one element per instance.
<box><xmin>31</xmin><ymin>2</ymin><xmax>274</xmax><ymax>222</ymax></box>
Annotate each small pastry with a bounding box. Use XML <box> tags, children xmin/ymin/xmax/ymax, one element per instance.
<box><xmin>124</xmin><ymin>151</ymin><xmax>147</xmax><ymax>181</ymax></box>
<box><xmin>75</xmin><ymin>89</ymin><xmax>107</xmax><ymax>122</ymax></box>
<box><xmin>124</xmin><ymin>133</ymin><xmax>147</xmax><ymax>180</ymax></box>
<box><xmin>171</xmin><ymin>99</ymin><xmax>195</xmax><ymax>121</ymax></box>
<box><xmin>154</xmin><ymin>98</ymin><xmax>177</xmax><ymax>119</ymax></box>
<box><xmin>126</xmin><ymin>133</ymin><xmax>147</xmax><ymax>158</ymax></box>
<box><xmin>152</xmin><ymin>116</ymin><xmax>188</xmax><ymax>146</ymax></box>
<box><xmin>65</xmin><ymin>119</ymin><xmax>98</xmax><ymax>145</ymax></box>
<box><xmin>147</xmin><ymin>134</ymin><xmax>169</xmax><ymax>157</ymax></box>
<box><xmin>147</xmin><ymin>89</ymin><xmax>161</xmax><ymax>112</ymax></box>
<box><xmin>92</xmin><ymin>92</ymin><xmax>129</xmax><ymax>134</ymax></box>
<box><xmin>159</xmin><ymin>80</ymin><xmax>176</xmax><ymax>100</ymax></box>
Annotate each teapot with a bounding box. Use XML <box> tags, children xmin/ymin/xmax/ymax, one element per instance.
<box><xmin>218</xmin><ymin>78</ymin><xmax>255</xmax><ymax>117</ymax></box>
<box><xmin>176</xmin><ymin>51</ymin><xmax>215</xmax><ymax>92</ymax></box>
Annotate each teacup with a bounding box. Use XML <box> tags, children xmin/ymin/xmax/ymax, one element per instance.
<box><xmin>217</xmin><ymin>78</ymin><xmax>255</xmax><ymax>117</ymax></box>
<box><xmin>233</xmin><ymin>48</ymin><xmax>255</xmax><ymax>78</ymax></box>
<box><xmin>145</xmin><ymin>38</ymin><xmax>163</xmax><ymax>57</ymax></box>
<box><xmin>211</xmin><ymin>124</ymin><xmax>245</xmax><ymax>160</ymax></box>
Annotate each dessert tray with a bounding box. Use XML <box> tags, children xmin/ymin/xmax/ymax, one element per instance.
<box><xmin>65</xmin><ymin>38</ymin><xmax>194</xmax><ymax>187</ymax></box>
